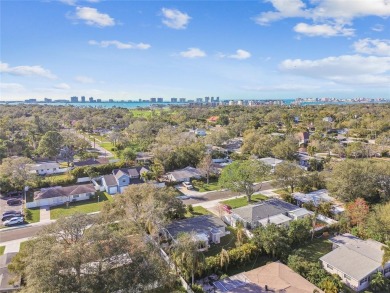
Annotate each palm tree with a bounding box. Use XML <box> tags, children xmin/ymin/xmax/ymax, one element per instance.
<box><xmin>220</xmin><ymin>249</ymin><xmax>230</xmax><ymax>272</ymax></box>
<box><xmin>369</xmin><ymin>271</ymin><xmax>387</xmax><ymax>292</ymax></box>
<box><xmin>382</xmin><ymin>240</ymin><xmax>390</xmax><ymax>267</ymax></box>
<box><xmin>172</xmin><ymin>233</ymin><xmax>205</xmax><ymax>286</ymax></box>
<box><xmin>235</xmin><ymin>221</ymin><xmax>245</xmax><ymax>247</ymax></box>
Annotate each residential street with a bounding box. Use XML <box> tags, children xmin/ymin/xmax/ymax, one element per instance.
<box><xmin>68</xmin><ymin>128</ymin><xmax>114</xmax><ymax>158</ymax></box>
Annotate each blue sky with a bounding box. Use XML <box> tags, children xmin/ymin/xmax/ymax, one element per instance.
<box><xmin>1</xmin><ymin>0</ymin><xmax>390</xmax><ymax>101</ymax></box>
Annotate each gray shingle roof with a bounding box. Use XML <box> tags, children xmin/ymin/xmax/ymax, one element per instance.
<box><xmin>320</xmin><ymin>234</ymin><xmax>386</xmax><ymax>280</ymax></box>
<box><xmin>232</xmin><ymin>199</ymin><xmax>298</xmax><ymax>224</ymax></box>
<box><xmin>166</xmin><ymin>215</ymin><xmax>226</xmax><ymax>238</ymax></box>
<box><xmin>34</xmin><ymin>184</ymin><xmax>95</xmax><ymax>200</ymax></box>
<box><xmin>103</xmin><ymin>174</ymin><xmax>117</xmax><ymax>186</ymax></box>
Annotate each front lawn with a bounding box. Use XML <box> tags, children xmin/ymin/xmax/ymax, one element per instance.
<box><xmin>0</xmin><ymin>246</ymin><xmax>5</xmax><ymax>255</ymax></box>
<box><xmin>292</xmin><ymin>237</ymin><xmax>333</xmax><ymax>262</ymax></box>
<box><xmin>192</xmin><ymin>179</ymin><xmax>221</xmax><ymax>192</ymax></box>
<box><xmin>25</xmin><ymin>208</ymin><xmax>40</xmax><ymax>223</ymax></box>
<box><xmin>220</xmin><ymin>194</ymin><xmax>268</xmax><ymax>209</ymax></box>
<box><xmin>50</xmin><ymin>192</ymin><xmax>113</xmax><ymax>219</ymax></box>
<box><xmin>274</xmin><ymin>189</ymin><xmax>291</xmax><ymax>196</ymax></box>
<box><xmin>184</xmin><ymin>206</ymin><xmax>211</xmax><ymax>218</ymax></box>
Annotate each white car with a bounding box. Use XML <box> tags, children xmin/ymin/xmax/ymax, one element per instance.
<box><xmin>182</xmin><ymin>182</ymin><xmax>194</xmax><ymax>190</ymax></box>
<box><xmin>3</xmin><ymin>216</ymin><xmax>24</xmax><ymax>226</ymax></box>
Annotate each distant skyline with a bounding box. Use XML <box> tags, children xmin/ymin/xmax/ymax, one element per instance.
<box><xmin>1</xmin><ymin>0</ymin><xmax>390</xmax><ymax>101</ymax></box>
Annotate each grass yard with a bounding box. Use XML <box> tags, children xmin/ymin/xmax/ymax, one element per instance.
<box><xmin>192</xmin><ymin>179</ymin><xmax>221</xmax><ymax>192</ymax></box>
<box><xmin>99</xmin><ymin>141</ymin><xmax>115</xmax><ymax>151</ymax></box>
<box><xmin>50</xmin><ymin>192</ymin><xmax>113</xmax><ymax>219</ymax></box>
<box><xmin>204</xmin><ymin>227</ymin><xmax>239</xmax><ymax>257</ymax></box>
<box><xmin>292</xmin><ymin>237</ymin><xmax>333</xmax><ymax>262</ymax></box>
<box><xmin>0</xmin><ymin>246</ymin><xmax>5</xmax><ymax>255</ymax></box>
<box><xmin>25</xmin><ymin>208</ymin><xmax>40</xmax><ymax>223</ymax></box>
<box><xmin>274</xmin><ymin>189</ymin><xmax>291</xmax><ymax>196</ymax></box>
<box><xmin>184</xmin><ymin>206</ymin><xmax>211</xmax><ymax>218</ymax></box>
<box><xmin>220</xmin><ymin>194</ymin><xmax>268</xmax><ymax>209</ymax></box>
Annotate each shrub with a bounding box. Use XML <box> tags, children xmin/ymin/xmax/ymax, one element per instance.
<box><xmin>70</xmin><ymin>161</ymin><xmax>130</xmax><ymax>178</ymax></box>
<box><xmin>24</xmin><ymin>208</ymin><xmax>32</xmax><ymax>221</ymax></box>
<box><xmin>187</xmin><ymin>204</ymin><xmax>194</xmax><ymax>214</ymax></box>
<box><xmin>191</xmin><ymin>284</ymin><xmax>205</xmax><ymax>293</ymax></box>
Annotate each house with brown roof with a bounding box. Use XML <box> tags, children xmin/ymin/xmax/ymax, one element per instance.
<box><xmin>27</xmin><ymin>184</ymin><xmax>96</xmax><ymax>208</ymax></box>
<box><xmin>212</xmin><ymin>262</ymin><xmax>323</xmax><ymax>293</ymax></box>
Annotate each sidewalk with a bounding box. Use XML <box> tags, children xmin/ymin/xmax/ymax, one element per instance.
<box><xmin>2</xmin><ymin>237</ymin><xmax>31</xmax><ymax>253</ymax></box>
<box><xmin>40</xmin><ymin>206</ymin><xmax>51</xmax><ymax>222</ymax></box>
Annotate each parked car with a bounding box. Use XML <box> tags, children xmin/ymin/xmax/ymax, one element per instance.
<box><xmin>2</xmin><ymin>213</ymin><xmax>23</xmax><ymax>221</ymax></box>
<box><xmin>220</xmin><ymin>204</ymin><xmax>232</xmax><ymax>213</ymax></box>
<box><xmin>7</xmin><ymin>199</ymin><xmax>22</xmax><ymax>206</ymax></box>
<box><xmin>2</xmin><ymin>210</ymin><xmax>20</xmax><ymax>216</ymax></box>
<box><xmin>182</xmin><ymin>181</ymin><xmax>194</xmax><ymax>190</ymax></box>
<box><xmin>3</xmin><ymin>217</ymin><xmax>24</xmax><ymax>226</ymax></box>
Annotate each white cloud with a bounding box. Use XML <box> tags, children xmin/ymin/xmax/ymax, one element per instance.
<box><xmin>161</xmin><ymin>8</ymin><xmax>191</xmax><ymax>29</ymax></box>
<box><xmin>74</xmin><ymin>75</ymin><xmax>95</xmax><ymax>83</ymax></box>
<box><xmin>89</xmin><ymin>40</ymin><xmax>151</xmax><ymax>50</ymax></box>
<box><xmin>54</xmin><ymin>83</ymin><xmax>71</xmax><ymax>89</ymax></box>
<box><xmin>353</xmin><ymin>38</ymin><xmax>390</xmax><ymax>56</ymax></box>
<box><xmin>59</xmin><ymin>0</ymin><xmax>77</xmax><ymax>5</ymax></box>
<box><xmin>294</xmin><ymin>22</ymin><xmax>354</xmax><ymax>37</ymax></box>
<box><xmin>280</xmin><ymin>54</ymin><xmax>390</xmax><ymax>85</ymax></box>
<box><xmin>226</xmin><ymin>49</ymin><xmax>251</xmax><ymax>60</ymax></box>
<box><xmin>255</xmin><ymin>0</ymin><xmax>390</xmax><ymax>37</ymax></box>
<box><xmin>74</xmin><ymin>7</ymin><xmax>115</xmax><ymax>27</ymax></box>
<box><xmin>179</xmin><ymin>48</ymin><xmax>206</xmax><ymax>58</ymax></box>
<box><xmin>0</xmin><ymin>83</ymin><xmax>24</xmax><ymax>90</ymax></box>
<box><xmin>371</xmin><ymin>24</ymin><xmax>385</xmax><ymax>32</ymax></box>
<box><xmin>0</xmin><ymin>62</ymin><xmax>57</xmax><ymax>79</ymax></box>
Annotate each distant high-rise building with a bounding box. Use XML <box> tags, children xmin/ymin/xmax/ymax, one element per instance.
<box><xmin>179</xmin><ymin>98</ymin><xmax>186</xmax><ymax>103</ymax></box>
<box><xmin>70</xmin><ymin>96</ymin><xmax>78</xmax><ymax>103</ymax></box>
<box><xmin>211</xmin><ymin>97</ymin><xmax>215</xmax><ymax>102</ymax></box>
<box><xmin>81</xmin><ymin>96</ymin><xmax>86</xmax><ymax>103</ymax></box>
<box><xmin>196</xmin><ymin>98</ymin><xmax>203</xmax><ymax>103</ymax></box>
<box><xmin>157</xmin><ymin>98</ymin><xmax>163</xmax><ymax>103</ymax></box>
<box><xmin>25</xmin><ymin>99</ymin><xmax>37</xmax><ymax>103</ymax></box>
<box><xmin>151</xmin><ymin>98</ymin><xmax>157</xmax><ymax>103</ymax></box>
<box><xmin>109</xmin><ymin>99</ymin><xmax>114</xmax><ymax>102</ymax></box>
<box><xmin>216</xmin><ymin>97</ymin><xmax>220</xmax><ymax>102</ymax></box>
<box><xmin>229</xmin><ymin>100</ymin><xmax>235</xmax><ymax>106</ymax></box>
<box><xmin>44</xmin><ymin>98</ymin><xmax>52</xmax><ymax>103</ymax></box>
<box><xmin>171</xmin><ymin>98</ymin><xmax>177</xmax><ymax>103</ymax></box>
<box><xmin>97</xmin><ymin>99</ymin><xmax>102</xmax><ymax>103</ymax></box>
<box><xmin>89</xmin><ymin>97</ymin><xmax>95</xmax><ymax>102</ymax></box>
<box><xmin>204</xmin><ymin>97</ymin><xmax>210</xmax><ymax>103</ymax></box>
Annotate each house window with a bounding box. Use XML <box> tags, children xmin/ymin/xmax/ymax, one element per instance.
<box><xmin>344</xmin><ymin>274</ymin><xmax>351</xmax><ymax>281</ymax></box>
<box><xmin>327</xmin><ymin>264</ymin><xmax>334</xmax><ymax>270</ymax></box>
<box><xmin>73</xmin><ymin>195</ymin><xmax>79</xmax><ymax>198</ymax></box>
<box><xmin>122</xmin><ymin>179</ymin><xmax>126</xmax><ymax>183</ymax></box>
<box><xmin>360</xmin><ymin>277</ymin><xmax>368</xmax><ymax>285</ymax></box>
<box><xmin>384</xmin><ymin>267</ymin><xmax>390</xmax><ymax>274</ymax></box>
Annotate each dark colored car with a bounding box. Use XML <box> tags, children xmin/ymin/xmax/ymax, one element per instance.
<box><xmin>2</xmin><ymin>210</ymin><xmax>20</xmax><ymax>216</ymax></box>
<box><xmin>7</xmin><ymin>199</ymin><xmax>22</xmax><ymax>206</ymax></box>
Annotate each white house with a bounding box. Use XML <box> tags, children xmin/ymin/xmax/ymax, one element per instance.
<box><xmin>293</xmin><ymin>189</ymin><xmax>345</xmax><ymax>215</ymax></box>
<box><xmin>101</xmin><ymin>167</ymin><xmax>149</xmax><ymax>195</ymax></box>
<box><xmin>195</xmin><ymin>128</ymin><xmax>207</xmax><ymax>136</ymax></box>
<box><xmin>259</xmin><ymin>157</ymin><xmax>284</xmax><ymax>171</ymax></box>
<box><xmin>228</xmin><ymin>199</ymin><xmax>311</xmax><ymax>229</ymax></box>
<box><xmin>167</xmin><ymin>166</ymin><xmax>203</xmax><ymax>182</ymax></box>
<box><xmin>30</xmin><ymin>162</ymin><xmax>61</xmax><ymax>175</ymax></box>
<box><xmin>165</xmin><ymin>215</ymin><xmax>229</xmax><ymax>251</ymax></box>
<box><xmin>320</xmin><ymin>234</ymin><xmax>390</xmax><ymax>292</ymax></box>
<box><xmin>27</xmin><ymin>184</ymin><xmax>96</xmax><ymax>208</ymax></box>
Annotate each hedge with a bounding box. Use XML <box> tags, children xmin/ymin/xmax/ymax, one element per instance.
<box><xmin>70</xmin><ymin>161</ymin><xmax>131</xmax><ymax>178</ymax></box>
<box><xmin>203</xmin><ymin>243</ymin><xmax>259</xmax><ymax>274</ymax></box>
<box><xmin>32</xmin><ymin>175</ymin><xmax>77</xmax><ymax>189</ymax></box>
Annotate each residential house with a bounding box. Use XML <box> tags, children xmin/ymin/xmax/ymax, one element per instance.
<box><xmin>212</xmin><ymin>262</ymin><xmax>323</xmax><ymax>293</ymax></box>
<box><xmin>167</xmin><ymin>166</ymin><xmax>203</xmax><ymax>182</ymax></box>
<box><xmin>165</xmin><ymin>215</ymin><xmax>229</xmax><ymax>251</ymax></box>
<box><xmin>323</xmin><ymin>116</ymin><xmax>334</xmax><ymax>123</ymax></box>
<box><xmin>259</xmin><ymin>157</ymin><xmax>284</xmax><ymax>171</ymax></box>
<box><xmin>135</xmin><ymin>152</ymin><xmax>154</xmax><ymax>164</ymax></box>
<box><xmin>30</xmin><ymin>162</ymin><xmax>60</xmax><ymax>175</ymax></box>
<box><xmin>27</xmin><ymin>184</ymin><xmax>96</xmax><ymax>208</ymax></box>
<box><xmin>207</xmin><ymin>116</ymin><xmax>219</xmax><ymax>123</ymax></box>
<box><xmin>228</xmin><ymin>199</ymin><xmax>311</xmax><ymax>229</ymax></box>
<box><xmin>101</xmin><ymin>166</ymin><xmax>149</xmax><ymax>194</ymax></box>
<box><xmin>320</xmin><ymin>233</ymin><xmax>390</xmax><ymax>292</ymax></box>
<box><xmin>293</xmin><ymin>189</ymin><xmax>345</xmax><ymax>215</ymax></box>
<box><xmin>72</xmin><ymin>158</ymin><xmax>109</xmax><ymax>167</ymax></box>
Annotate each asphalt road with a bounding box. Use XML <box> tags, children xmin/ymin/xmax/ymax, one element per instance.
<box><xmin>183</xmin><ymin>181</ymin><xmax>273</xmax><ymax>205</ymax></box>
<box><xmin>0</xmin><ymin>225</ymin><xmax>45</xmax><ymax>243</ymax></box>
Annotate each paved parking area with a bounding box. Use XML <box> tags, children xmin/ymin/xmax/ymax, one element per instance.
<box><xmin>1</xmin><ymin>194</ymin><xmax>24</xmax><ymax>227</ymax></box>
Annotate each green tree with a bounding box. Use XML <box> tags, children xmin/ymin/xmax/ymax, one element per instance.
<box><xmin>253</xmin><ymin>223</ymin><xmax>290</xmax><ymax>258</ymax></box>
<box><xmin>197</xmin><ymin>154</ymin><xmax>213</xmax><ymax>184</ymax></box>
<box><xmin>271</xmin><ymin>137</ymin><xmax>298</xmax><ymax>160</ymax></box>
<box><xmin>219</xmin><ymin>248</ymin><xmax>230</xmax><ymax>272</ymax></box>
<box><xmin>370</xmin><ymin>272</ymin><xmax>389</xmax><ymax>292</ymax></box>
<box><xmin>219</xmin><ymin>160</ymin><xmax>271</xmax><ymax>202</ymax></box>
<box><xmin>172</xmin><ymin>232</ymin><xmax>205</xmax><ymax>286</ymax></box>
<box><xmin>37</xmin><ymin>131</ymin><xmax>64</xmax><ymax>159</ymax></box>
<box><xmin>121</xmin><ymin>147</ymin><xmax>136</xmax><ymax>163</ymax></box>
<box><xmin>273</xmin><ymin>162</ymin><xmax>305</xmax><ymax>193</ymax></box>
<box><xmin>0</xmin><ymin>157</ymin><xmax>35</xmax><ymax>191</ymax></box>
<box><xmin>288</xmin><ymin>217</ymin><xmax>312</xmax><ymax>245</ymax></box>
<box><xmin>381</xmin><ymin>241</ymin><xmax>390</xmax><ymax>267</ymax></box>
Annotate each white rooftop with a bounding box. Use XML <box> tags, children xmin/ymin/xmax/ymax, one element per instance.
<box><xmin>259</xmin><ymin>157</ymin><xmax>284</xmax><ymax>167</ymax></box>
<box><xmin>258</xmin><ymin>214</ymin><xmax>292</xmax><ymax>226</ymax></box>
<box><xmin>293</xmin><ymin>189</ymin><xmax>334</xmax><ymax>204</ymax></box>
